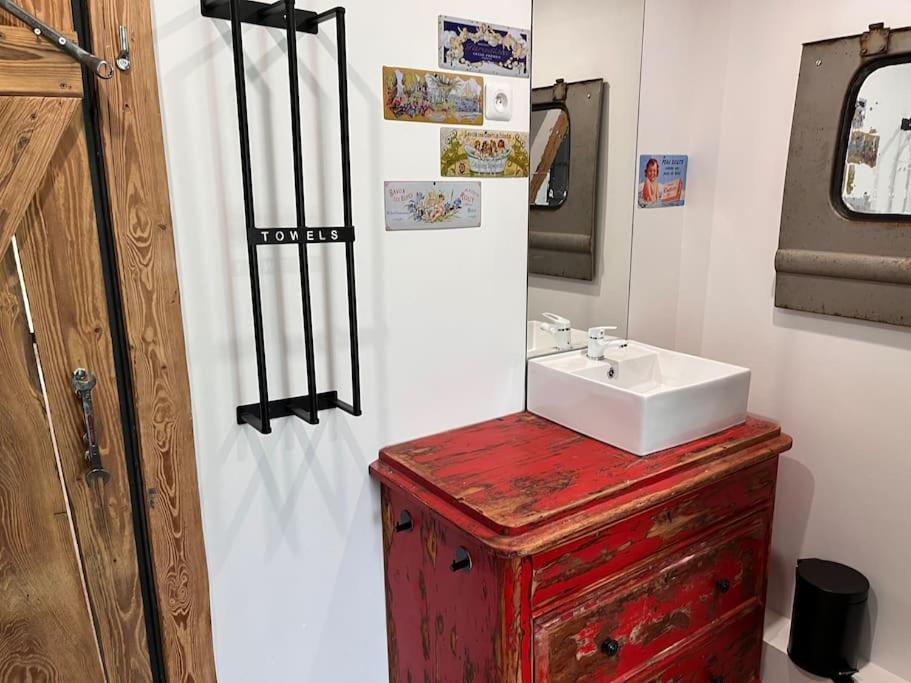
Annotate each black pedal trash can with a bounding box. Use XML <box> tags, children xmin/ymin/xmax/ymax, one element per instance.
<box><xmin>788</xmin><ymin>558</ymin><xmax>870</xmax><ymax>681</ymax></box>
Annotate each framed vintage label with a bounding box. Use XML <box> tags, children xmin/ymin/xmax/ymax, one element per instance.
<box><xmin>440</xmin><ymin>128</ymin><xmax>529</xmax><ymax>178</ymax></box>
<box><xmin>383</xmin><ymin>66</ymin><xmax>483</xmax><ymax>125</ymax></box>
<box><xmin>384</xmin><ymin>181</ymin><xmax>481</xmax><ymax>230</ymax></box>
<box><xmin>637</xmin><ymin>155</ymin><xmax>688</xmax><ymax>208</ymax></box>
<box><xmin>439</xmin><ymin>16</ymin><xmax>530</xmax><ymax>78</ymax></box>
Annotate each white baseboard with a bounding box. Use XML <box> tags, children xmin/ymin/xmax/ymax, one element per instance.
<box><xmin>761</xmin><ymin>609</ymin><xmax>907</xmax><ymax>683</ymax></box>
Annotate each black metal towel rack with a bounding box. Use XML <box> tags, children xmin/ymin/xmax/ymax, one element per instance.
<box><xmin>201</xmin><ymin>0</ymin><xmax>361</xmax><ymax>434</ymax></box>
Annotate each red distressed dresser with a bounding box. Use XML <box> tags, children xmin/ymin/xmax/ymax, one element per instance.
<box><xmin>369</xmin><ymin>412</ymin><xmax>792</xmax><ymax>682</ymax></box>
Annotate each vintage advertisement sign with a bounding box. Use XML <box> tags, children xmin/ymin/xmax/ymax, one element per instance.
<box><xmin>384</xmin><ymin>181</ymin><xmax>481</xmax><ymax>230</ymax></box>
<box><xmin>383</xmin><ymin>66</ymin><xmax>483</xmax><ymax>125</ymax></box>
<box><xmin>439</xmin><ymin>16</ymin><xmax>530</xmax><ymax>78</ymax></box>
<box><xmin>846</xmin><ymin>130</ymin><xmax>880</xmax><ymax>168</ymax></box>
<box><xmin>637</xmin><ymin>155</ymin><xmax>688</xmax><ymax>208</ymax></box>
<box><xmin>440</xmin><ymin>128</ymin><xmax>529</xmax><ymax>178</ymax></box>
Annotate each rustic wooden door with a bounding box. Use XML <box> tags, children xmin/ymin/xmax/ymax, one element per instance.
<box><xmin>0</xmin><ymin>8</ymin><xmax>155</xmax><ymax>683</ymax></box>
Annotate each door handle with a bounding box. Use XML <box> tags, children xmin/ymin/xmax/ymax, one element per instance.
<box><xmin>72</xmin><ymin>368</ymin><xmax>111</xmax><ymax>485</ymax></box>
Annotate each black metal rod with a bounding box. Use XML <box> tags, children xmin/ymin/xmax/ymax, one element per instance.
<box><xmin>212</xmin><ymin>2</ymin><xmax>361</xmax><ymax>430</ymax></box>
<box><xmin>202</xmin><ymin>0</ymin><xmax>318</xmax><ymax>31</ymax></box>
<box><xmin>259</xmin><ymin>0</ymin><xmax>284</xmax><ymax>14</ymax></box>
<box><xmin>334</xmin><ymin>9</ymin><xmax>362</xmax><ymax>415</ymax></box>
<box><xmin>229</xmin><ymin>0</ymin><xmax>271</xmax><ymax>433</ymax></box>
<box><xmin>308</xmin><ymin>6</ymin><xmax>339</xmax><ymax>24</ymax></box>
<box><xmin>237</xmin><ymin>390</ymin><xmax>339</xmax><ymax>426</ymax></box>
<box><xmin>285</xmin><ymin>0</ymin><xmax>320</xmax><ymax>424</ymax></box>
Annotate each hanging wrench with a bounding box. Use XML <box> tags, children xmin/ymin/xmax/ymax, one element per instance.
<box><xmin>72</xmin><ymin>368</ymin><xmax>111</xmax><ymax>485</ymax></box>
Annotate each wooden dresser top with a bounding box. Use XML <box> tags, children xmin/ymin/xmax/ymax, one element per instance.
<box><xmin>373</xmin><ymin>413</ymin><xmax>791</xmax><ymax>545</ymax></box>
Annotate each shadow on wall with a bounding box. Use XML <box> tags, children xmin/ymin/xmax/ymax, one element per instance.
<box><xmin>767</xmin><ymin>306</ymin><xmax>907</xmax><ymax>669</ymax></box>
<box><xmin>308</xmin><ymin>479</ymin><xmax>386</xmax><ymax>680</ymax></box>
<box><xmin>767</xmin><ymin>453</ymin><xmax>878</xmax><ymax>667</ymax></box>
<box><xmin>766</xmin><ymin>455</ymin><xmax>814</xmax><ymax>617</ymax></box>
<box><xmin>772</xmin><ymin>307</ymin><xmax>911</xmax><ymax>352</ymax></box>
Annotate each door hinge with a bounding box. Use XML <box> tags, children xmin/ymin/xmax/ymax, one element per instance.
<box><xmin>860</xmin><ymin>23</ymin><xmax>891</xmax><ymax>58</ymax></box>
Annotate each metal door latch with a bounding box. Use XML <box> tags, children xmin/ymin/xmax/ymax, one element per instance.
<box><xmin>72</xmin><ymin>368</ymin><xmax>111</xmax><ymax>485</ymax></box>
<box><xmin>115</xmin><ymin>25</ymin><xmax>131</xmax><ymax>71</ymax></box>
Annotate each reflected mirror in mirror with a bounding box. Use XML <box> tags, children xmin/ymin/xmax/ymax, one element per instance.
<box><xmin>526</xmin><ymin>0</ymin><xmax>646</xmax><ymax>360</ymax></box>
<box><xmin>530</xmin><ymin>106</ymin><xmax>570</xmax><ymax>207</ymax></box>
<box><xmin>841</xmin><ymin>60</ymin><xmax>911</xmax><ymax>216</ymax></box>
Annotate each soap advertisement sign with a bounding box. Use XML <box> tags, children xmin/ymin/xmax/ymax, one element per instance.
<box><xmin>384</xmin><ymin>181</ymin><xmax>481</xmax><ymax>230</ymax></box>
<box><xmin>383</xmin><ymin>66</ymin><xmax>483</xmax><ymax>125</ymax></box>
<box><xmin>637</xmin><ymin>155</ymin><xmax>688</xmax><ymax>208</ymax></box>
<box><xmin>438</xmin><ymin>16</ymin><xmax>530</xmax><ymax>78</ymax></box>
<box><xmin>440</xmin><ymin>128</ymin><xmax>529</xmax><ymax>178</ymax></box>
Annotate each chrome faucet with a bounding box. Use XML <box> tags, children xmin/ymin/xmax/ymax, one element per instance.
<box><xmin>587</xmin><ymin>326</ymin><xmax>628</xmax><ymax>360</ymax></box>
<box><xmin>541</xmin><ymin>312</ymin><xmax>572</xmax><ymax>350</ymax></box>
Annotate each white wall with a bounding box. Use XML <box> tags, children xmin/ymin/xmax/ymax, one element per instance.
<box><xmin>633</xmin><ymin>1</ymin><xmax>911</xmax><ymax>679</ymax></box>
<box><xmin>526</xmin><ymin>0</ymin><xmax>645</xmax><ymax>335</ymax></box>
<box><xmin>700</xmin><ymin>3</ymin><xmax>911</xmax><ymax>679</ymax></box>
<box><xmin>150</xmin><ymin>0</ymin><xmax>530</xmax><ymax>679</ymax></box>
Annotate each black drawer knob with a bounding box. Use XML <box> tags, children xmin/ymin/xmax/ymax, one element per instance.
<box><xmin>450</xmin><ymin>546</ymin><xmax>472</xmax><ymax>572</ymax></box>
<box><xmin>601</xmin><ymin>638</ymin><xmax>621</xmax><ymax>657</ymax></box>
<box><xmin>394</xmin><ymin>511</ymin><xmax>413</xmax><ymax>533</ymax></box>
<box><xmin>710</xmin><ymin>677</ymin><xmax>724</xmax><ymax>683</ymax></box>
<box><xmin>716</xmin><ymin>578</ymin><xmax>731</xmax><ymax>593</ymax></box>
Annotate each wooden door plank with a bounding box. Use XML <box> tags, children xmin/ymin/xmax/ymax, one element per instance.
<box><xmin>16</xmin><ymin>112</ymin><xmax>153</xmax><ymax>683</ymax></box>
<box><xmin>0</xmin><ymin>1</ymin><xmax>73</xmax><ymax>30</ymax></box>
<box><xmin>86</xmin><ymin>2</ymin><xmax>218</xmax><ymax>680</ymax></box>
<box><xmin>0</xmin><ymin>25</ymin><xmax>84</xmax><ymax>97</ymax></box>
<box><xmin>0</xmin><ymin>250</ymin><xmax>106</xmax><ymax>682</ymax></box>
<box><xmin>5</xmin><ymin>1</ymin><xmax>216</xmax><ymax>679</ymax></box>
<box><xmin>0</xmin><ymin>96</ymin><xmax>77</xmax><ymax>261</ymax></box>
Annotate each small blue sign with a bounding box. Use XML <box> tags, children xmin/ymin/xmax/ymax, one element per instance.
<box><xmin>637</xmin><ymin>155</ymin><xmax>688</xmax><ymax>208</ymax></box>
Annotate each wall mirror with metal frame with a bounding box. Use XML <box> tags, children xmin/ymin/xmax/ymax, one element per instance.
<box><xmin>526</xmin><ymin>0</ymin><xmax>646</xmax><ymax>359</ymax></box>
<box><xmin>776</xmin><ymin>23</ymin><xmax>911</xmax><ymax>328</ymax></box>
<box><xmin>528</xmin><ymin>78</ymin><xmax>603</xmax><ymax>279</ymax></box>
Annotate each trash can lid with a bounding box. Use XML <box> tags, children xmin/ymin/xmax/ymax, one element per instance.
<box><xmin>797</xmin><ymin>558</ymin><xmax>870</xmax><ymax>604</ymax></box>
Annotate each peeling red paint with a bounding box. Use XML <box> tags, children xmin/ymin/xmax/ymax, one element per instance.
<box><xmin>378</xmin><ymin>414</ymin><xmax>783</xmax><ymax>537</ymax></box>
<box><xmin>371</xmin><ymin>412</ymin><xmax>789</xmax><ymax>682</ymax></box>
<box><xmin>531</xmin><ymin>460</ymin><xmax>777</xmax><ymax>610</ymax></box>
<box><xmin>570</xmin><ymin>621</ymin><xmax>602</xmax><ymax>659</ymax></box>
<box><xmin>379</xmin><ymin>486</ymin><xmax>521</xmax><ymax>681</ymax></box>
<box><xmin>534</xmin><ymin>518</ymin><xmax>767</xmax><ymax>681</ymax></box>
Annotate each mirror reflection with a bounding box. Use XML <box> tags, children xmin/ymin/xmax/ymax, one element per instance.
<box><xmin>530</xmin><ymin>107</ymin><xmax>570</xmax><ymax>207</ymax></box>
<box><xmin>526</xmin><ymin>0</ymin><xmax>646</xmax><ymax>359</ymax></box>
<box><xmin>842</xmin><ymin>61</ymin><xmax>911</xmax><ymax>216</ymax></box>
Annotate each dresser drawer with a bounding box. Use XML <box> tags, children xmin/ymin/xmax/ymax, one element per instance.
<box><xmin>533</xmin><ymin>516</ymin><xmax>767</xmax><ymax>683</ymax></box>
<box><xmin>532</xmin><ymin>460</ymin><xmax>777</xmax><ymax>609</ymax></box>
<box><xmin>641</xmin><ymin>605</ymin><xmax>763</xmax><ymax>683</ymax></box>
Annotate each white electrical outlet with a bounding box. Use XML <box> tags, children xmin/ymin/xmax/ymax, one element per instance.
<box><xmin>485</xmin><ymin>81</ymin><xmax>513</xmax><ymax>122</ymax></box>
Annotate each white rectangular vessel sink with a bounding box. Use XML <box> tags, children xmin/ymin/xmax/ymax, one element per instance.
<box><xmin>527</xmin><ymin>342</ymin><xmax>750</xmax><ymax>455</ymax></box>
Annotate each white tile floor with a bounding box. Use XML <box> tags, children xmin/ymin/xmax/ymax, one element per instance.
<box><xmin>762</xmin><ymin>610</ymin><xmax>907</xmax><ymax>683</ymax></box>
